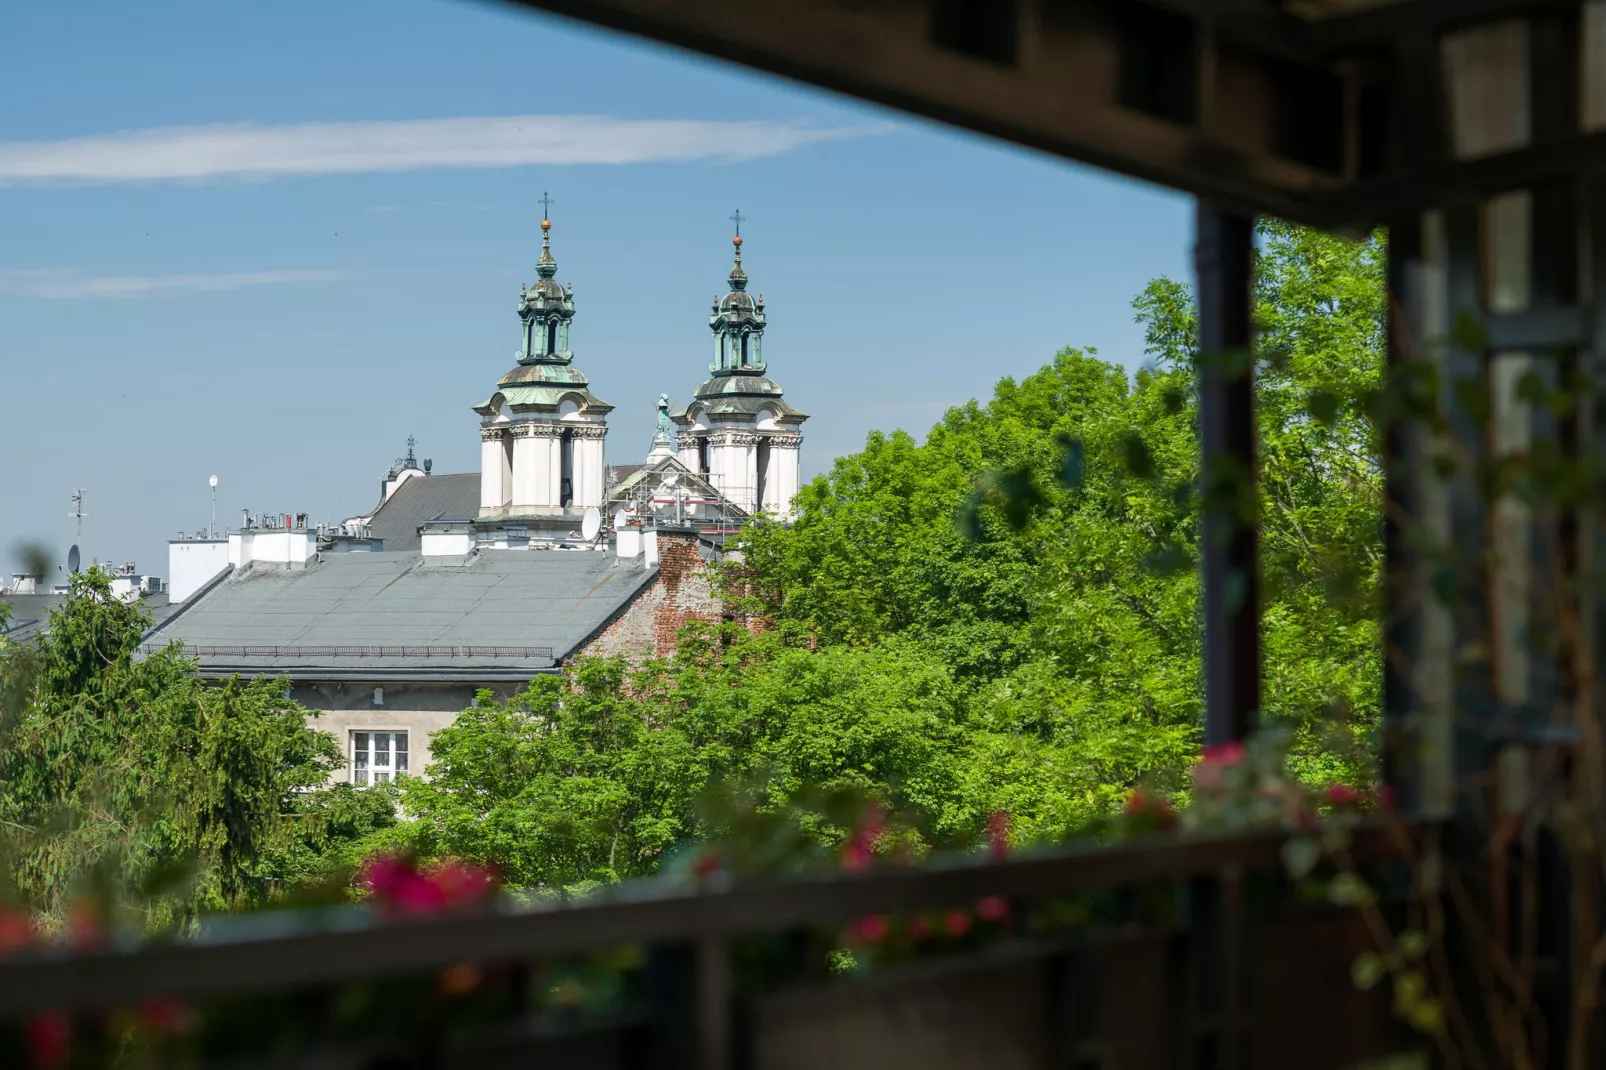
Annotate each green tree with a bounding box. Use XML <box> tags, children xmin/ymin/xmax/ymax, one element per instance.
<box><xmin>389</xmin><ymin>630</ymin><xmax>975</xmax><ymax>889</ymax></box>
<box><xmin>0</xmin><ymin>567</ymin><xmax>386</xmax><ymax>922</ymax></box>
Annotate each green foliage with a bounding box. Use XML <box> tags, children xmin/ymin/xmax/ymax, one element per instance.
<box><xmin>0</xmin><ymin>566</ymin><xmax>390</xmax><ymax>923</ymax></box>
<box><xmin>1</xmin><ymin>219</ymin><xmax>1386</xmax><ymax>908</ymax></box>
<box><xmin>391</xmin><ymin>630</ymin><xmax>975</xmax><ymax>889</ymax></box>
<box><xmin>376</xmin><ymin>220</ymin><xmax>1385</xmax><ymax>887</ymax></box>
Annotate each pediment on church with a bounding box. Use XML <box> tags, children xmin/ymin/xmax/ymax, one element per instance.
<box><xmin>607</xmin><ymin>455</ymin><xmax>746</xmax><ymax>523</ymax></box>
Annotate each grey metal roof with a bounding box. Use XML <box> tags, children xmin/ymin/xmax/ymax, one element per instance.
<box><xmin>366</xmin><ymin>474</ymin><xmax>482</xmax><ymax>554</ymax></box>
<box><xmin>1</xmin><ymin>594</ymin><xmax>64</xmax><ymax>644</ymax></box>
<box><xmin>142</xmin><ymin>550</ymin><xmax>659</xmax><ymax>680</ymax></box>
<box><xmin>3</xmin><ymin>591</ymin><xmax>181</xmax><ymax>645</ymax></box>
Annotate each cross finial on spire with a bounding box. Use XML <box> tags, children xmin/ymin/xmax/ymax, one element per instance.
<box><xmin>540</xmin><ymin>191</ymin><xmax>555</xmax><ymax>222</ymax></box>
<box><xmin>731</xmin><ymin>208</ymin><xmax>744</xmax><ymax>237</ymax></box>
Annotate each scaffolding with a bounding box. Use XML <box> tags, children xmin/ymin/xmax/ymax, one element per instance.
<box><xmin>605</xmin><ymin>467</ymin><xmax>752</xmax><ymax>538</ymax></box>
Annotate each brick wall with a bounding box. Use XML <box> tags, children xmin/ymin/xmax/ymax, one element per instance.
<box><xmin>579</xmin><ymin>531</ymin><xmax>724</xmax><ymax>660</ymax></box>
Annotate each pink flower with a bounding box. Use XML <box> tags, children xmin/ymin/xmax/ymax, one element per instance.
<box><xmin>849</xmin><ymin>914</ymin><xmax>889</xmax><ymax>944</ymax></box>
<box><xmin>1325</xmin><ymin>784</ymin><xmax>1360</xmax><ymax>807</ymax></box>
<box><xmin>986</xmin><ymin>811</ymin><xmax>1011</xmax><ymax>860</ymax></box>
<box><xmin>1202</xmin><ymin>741</ymin><xmax>1245</xmax><ymax>765</ymax></box>
<box><xmin>26</xmin><ymin>1013</ymin><xmax>69</xmax><ymax>1070</ymax></box>
<box><xmin>908</xmin><ymin>915</ymin><xmax>932</xmax><ymax>941</ymax></box>
<box><xmin>364</xmin><ymin>855</ymin><xmax>446</xmax><ymax>916</ymax></box>
<box><xmin>840</xmin><ymin>837</ymin><xmax>872</xmax><ymax>874</ymax></box>
<box><xmin>137</xmin><ymin>997</ymin><xmax>196</xmax><ymax>1035</ymax></box>
<box><xmin>943</xmin><ymin>909</ymin><xmax>973</xmax><ymax>937</ymax></box>
<box><xmin>840</xmin><ymin>803</ymin><xmax>886</xmax><ymax>874</ymax></box>
<box><xmin>976</xmin><ymin>895</ymin><xmax>1009</xmax><ymax>922</ymax></box>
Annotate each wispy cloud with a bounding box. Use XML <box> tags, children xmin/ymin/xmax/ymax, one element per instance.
<box><xmin>0</xmin><ymin>268</ymin><xmax>348</xmax><ymax>299</ymax></box>
<box><xmin>0</xmin><ymin>115</ymin><xmax>890</xmax><ymax>186</ymax></box>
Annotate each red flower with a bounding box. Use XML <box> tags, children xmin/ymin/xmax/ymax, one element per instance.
<box><xmin>26</xmin><ymin>1013</ymin><xmax>69</xmax><ymax>1070</ymax></box>
<box><xmin>943</xmin><ymin>909</ymin><xmax>973</xmax><ymax>937</ymax></box>
<box><xmin>976</xmin><ymin>895</ymin><xmax>1009</xmax><ymax>922</ymax></box>
<box><xmin>430</xmin><ymin>860</ymin><xmax>498</xmax><ymax>908</ymax></box>
<box><xmin>848</xmin><ymin>914</ymin><xmax>889</xmax><ymax>944</ymax></box>
<box><xmin>986</xmin><ymin>810</ymin><xmax>1011</xmax><ymax>860</ymax></box>
<box><xmin>908</xmin><ymin>915</ymin><xmax>932</xmax><ymax>941</ymax></box>
<box><xmin>137</xmin><ymin>997</ymin><xmax>196</xmax><ymax>1035</ymax></box>
<box><xmin>0</xmin><ymin>908</ymin><xmax>32</xmax><ymax>953</ymax></box>
<box><xmin>65</xmin><ymin>902</ymin><xmax>101</xmax><ymax>950</ymax></box>
<box><xmin>693</xmin><ymin>850</ymin><xmax>723</xmax><ymax>878</ymax></box>
<box><xmin>438</xmin><ymin>962</ymin><xmax>484</xmax><ymax>997</ymax></box>
<box><xmin>1124</xmin><ymin>790</ymin><xmax>1171</xmax><ymax>816</ymax></box>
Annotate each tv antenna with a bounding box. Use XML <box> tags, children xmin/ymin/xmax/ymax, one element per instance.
<box><xmin>68</xmin><ymin>489</ymin><xmax>87</xmax><ymax>541</ymax></box>
<box><xmin>209</xmin><ymin>475</ymin><xmax>219</xmax><ymax>538</ymax></box>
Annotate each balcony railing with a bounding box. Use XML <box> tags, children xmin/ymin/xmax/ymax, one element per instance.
<box><xmin>0</xmin><ymin>822</ymin><xmax>1425</xmax><ymax>1070</ymax></box>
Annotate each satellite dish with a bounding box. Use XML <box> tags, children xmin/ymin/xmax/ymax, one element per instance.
<box><xmin>67</xmin><ymin>545</ymin><xmax>80</xmax><ymax>574</ymax></box>
<box><xmin>581</xmin><ymin>507</ymin><xmax>602</xmax><ymax>542</ymax></box>
<box><xmin>612</xmin><ymin>508</ymin><xmax>630</xmax><ymax>531</ymax></box>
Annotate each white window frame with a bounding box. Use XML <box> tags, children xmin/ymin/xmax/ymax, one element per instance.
<box><xmin>351</xmin><ymin>729</ymin><xmax>409</xmax><ymax>786</ymax></box>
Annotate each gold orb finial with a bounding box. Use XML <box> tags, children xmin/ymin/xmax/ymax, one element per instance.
<box><xmin>541</xmin><ymin>218</ymin><xmax>552</xmax><ymax>232</ymax></box>
<box><xmin>733</xmin><ymin>234</ymin><xmax>743</xmax><ymax>247</ymax></box>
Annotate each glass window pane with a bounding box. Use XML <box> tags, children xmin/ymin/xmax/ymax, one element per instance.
<box><xmin>354</xmin><ymin>732</ymin><xmax>369</xmax><ymax>760</ymax></box>
<box><xmin>355</xmin><ymin>769</ymin><xmax>369</xmax><ymax>787</ymax></box>
<box><xmin>375</xmin><ymin>734</ymin><xmax>390</xmax><ymax>765</ymax></box>
<box><xmin>396</xmin><ymin>747</ymin><xmax>408</xmax><ymax>774</ymax></box>
<box><xmin>375</xmin><ymin>771</ymin><xmax>389</xmax><ymax>784</ymax></box>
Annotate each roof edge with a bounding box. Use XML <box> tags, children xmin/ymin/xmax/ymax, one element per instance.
<box><xmin>556</xmin><ymin>561</ymin><xmax>663</xmax><ymax>663</ymax></box>
<box><xmin>142</xmin><ymin>564</ymin><xmax>235</xmax><ymax>645</ymax></box>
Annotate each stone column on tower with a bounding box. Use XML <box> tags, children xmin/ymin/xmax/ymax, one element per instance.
<box><xmin>571</xmin><ymin>425</ymin><xmax>607</xmax><ymax>508</ymax></box>
<box><xmin>479</xmin><ymin>427</ymin><xmax>510</xmax><ymax>512</ymax></box>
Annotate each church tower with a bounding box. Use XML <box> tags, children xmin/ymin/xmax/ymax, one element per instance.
<box><xmin>672</xmin><ymin>216</ymin><xmax>806</xmax><ymax>518</ymax></box>
<box><xmin>473</xmin><ymin>207</ymin><xmax>612</xmax><ymax>528</ymax></box>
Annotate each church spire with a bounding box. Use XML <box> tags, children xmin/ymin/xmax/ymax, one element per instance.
<box><xmin>709</xmin><ymin>213</ymin><xmax>764</xmax><ymax>376</ymax></box>
<box><xmin>516</xmin><ymin>198</ymin><xmax>574</xmax><ymax>366</ymax></box>
<box><xmin>727</xmin><ymin>209</ymin><xmax>747</xmax><ymax>291</ymax></box>
<box><xmin>536</xmin><ymin>192</ymin><xmax>558</xmax><ymax>280</ymax></box>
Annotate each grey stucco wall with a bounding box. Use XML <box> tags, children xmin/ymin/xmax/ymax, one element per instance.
<box><xmin>291</xmin><ymin>680</ymin><xmax>526</xmax><ymax>785</ymax></box>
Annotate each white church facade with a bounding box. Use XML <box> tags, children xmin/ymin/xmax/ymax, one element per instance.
<box><xmin>459</xmin><ymin>212</ymin><xmax>806</xmax><ymax>548</ymax></box>
<box><xmin>669</xmin><ymin>227</ymin><xmax>807</xmax><ymax>520</ymax></box>
<box><xmin>150</xmin><ymin>210</ymin><xmax>804</xmax><ymax>786</ymax></box>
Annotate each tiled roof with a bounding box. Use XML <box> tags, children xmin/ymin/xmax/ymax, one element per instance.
<box><xmin>366</xmin><ymin>474</ymin><xmax>482</xmax><ymax>553</ymax></box>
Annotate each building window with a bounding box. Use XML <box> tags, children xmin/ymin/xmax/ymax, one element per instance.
<box><xmin>352</xmin><ymin>730</ymin><xmax>407</xmax><ymax>786</ymax></box>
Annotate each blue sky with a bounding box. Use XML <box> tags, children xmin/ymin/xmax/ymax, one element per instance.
<box><xmin>0</xmin><ymin>0</ymin><xmax>1190</xmax><ymax>579</ymax></box>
